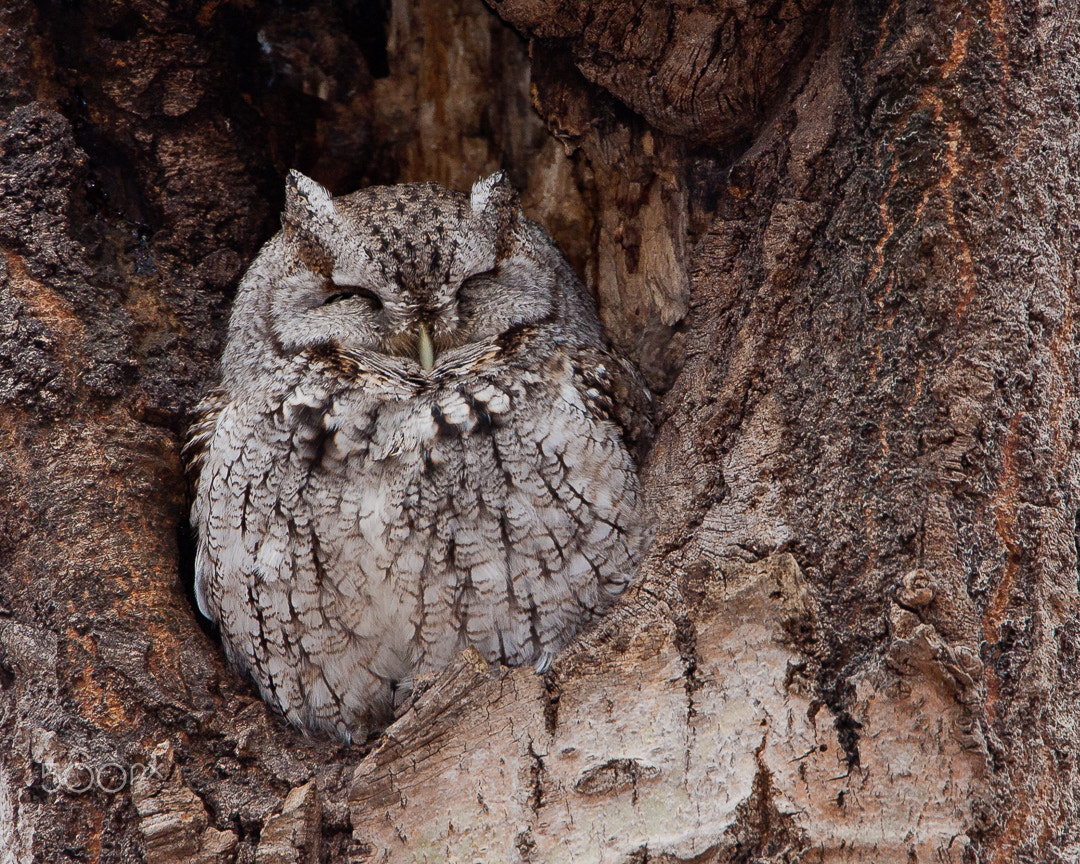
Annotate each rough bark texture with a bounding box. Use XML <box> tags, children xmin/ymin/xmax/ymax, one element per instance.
<box><xmin>1</xmin><ymin>0</ymin><xmax>1078</xmax><ymax>862</ymax></box>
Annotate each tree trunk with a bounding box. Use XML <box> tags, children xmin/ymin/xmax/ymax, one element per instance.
<box><xmin>1</xmin><ymin>0</ymin><xmax>1077</xmax><ymax>862</ymax></box>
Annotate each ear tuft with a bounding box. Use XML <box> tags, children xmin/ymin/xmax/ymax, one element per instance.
<box><xmin>284</xmin><ymin>170</ymin><xmax>335</xmax><ymax>225</ymax></box>
<box><xmin>470</xmin><ymin>171</ymin><xmax>517</xmax><ymax>215</ymax></box>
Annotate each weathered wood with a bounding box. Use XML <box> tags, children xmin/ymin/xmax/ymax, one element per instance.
<box><xmin>350</xmin><ymin>555</ymin><xmax>985</xmax><ymax>861</ymax></box>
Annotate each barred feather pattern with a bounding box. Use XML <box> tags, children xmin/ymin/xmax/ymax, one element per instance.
<box><xmin>189</xmin><ymin>172</ymin><xmax>653</xmax><ymax>742</ymax></box>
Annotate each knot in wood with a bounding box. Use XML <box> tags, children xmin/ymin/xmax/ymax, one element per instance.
<box><xmin>898</xmin><ymin>568</ymin><xmax>935</xmax><ymax>608</ymax></box>
<box><xmin>574</xmin><ymin>758</ymin><xmax>660</xmax><ymax>797</ymax></box>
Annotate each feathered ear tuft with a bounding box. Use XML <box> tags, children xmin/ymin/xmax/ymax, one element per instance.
<box><xmin>284</xmin><ymin>170</ymin><xmax>335</xmax><ymax>226</ymax></box>
<box><xmin>470</xmin><ymin>172</ymin><xmax>523</xmax><ymax>256</ymax></box>
<box><xmin>469</xmin><ymin>171</ymin><xmax>518</xmax><ymax>215</ymax></box>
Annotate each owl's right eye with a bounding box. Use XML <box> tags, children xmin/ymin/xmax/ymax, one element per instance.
<box><xmin>322</xmin><ymin>284</ymin><xmax>384</xmax><ymax>310</ymax></box>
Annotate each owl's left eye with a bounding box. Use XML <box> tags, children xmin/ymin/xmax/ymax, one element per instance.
<box><xmin>322</xmin><ymin>284</ymin><xmax>383</xmax><ymax>310</ymax></box>
<box><xmin>458</xmin><ymin>267</ymin><xmax>499</xmax><ymax>293</ymax></box>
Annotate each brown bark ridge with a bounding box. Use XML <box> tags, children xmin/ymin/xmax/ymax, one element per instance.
<box><xmin>0</xmin><ymin>0</ymin><xmax>1077</xmax><ymax>862</ymax></box>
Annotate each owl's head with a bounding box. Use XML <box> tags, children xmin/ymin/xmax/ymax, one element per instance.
<box><xmin>224</xmin><ymin>171</ymin><xmax>599</xmax><ymax>383</ymax></box>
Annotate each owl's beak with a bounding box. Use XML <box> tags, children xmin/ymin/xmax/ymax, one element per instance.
<box><xmin>417</xmin><ymin>322</ymin><xmax>435</xmax><ymax>371</ymax></box>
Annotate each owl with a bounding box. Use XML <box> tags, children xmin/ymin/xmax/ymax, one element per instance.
<box><xmin>186</xmin><ymin>171</ymin><xmax>653</xmax><ymax>742</ymax></box>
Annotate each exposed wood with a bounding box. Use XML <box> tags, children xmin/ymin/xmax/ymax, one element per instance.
<box><xmin>350</xmin><ymin>554</ymin><xmax>985</xmax><ymax>861</ymax></box>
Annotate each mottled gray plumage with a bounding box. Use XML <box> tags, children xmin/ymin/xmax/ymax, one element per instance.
<box><xmin>187</xmin><ymin>171</ymin><xmax>653</xmax><ymax>742</ymax></box>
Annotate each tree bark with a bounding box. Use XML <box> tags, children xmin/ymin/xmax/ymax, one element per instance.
<box><xmin>1</xmin><ymin>0</ymin><xmax>1078</xmax><ymax>862</ymax></box>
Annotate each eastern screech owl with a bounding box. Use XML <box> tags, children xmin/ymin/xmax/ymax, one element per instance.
<box><xmin>187</xmin><ymin>171</ymin><xmax>653</xmax><ymax>742</ymax></box>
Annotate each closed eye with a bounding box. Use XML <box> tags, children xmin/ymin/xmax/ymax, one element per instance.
<box><xmin>459</xmin><ymin>267</ymin><xmax>498</xmax><ymax>292</ymax></box>
<box><xmin>322</xmin><ymin>283</ymin><xmax>384</xmax><ymax>310</ymax></box>
<box><xmin>456</xmin><ymin>267</ymin><xmax>499</xmax><ymax>310</ymax></box>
